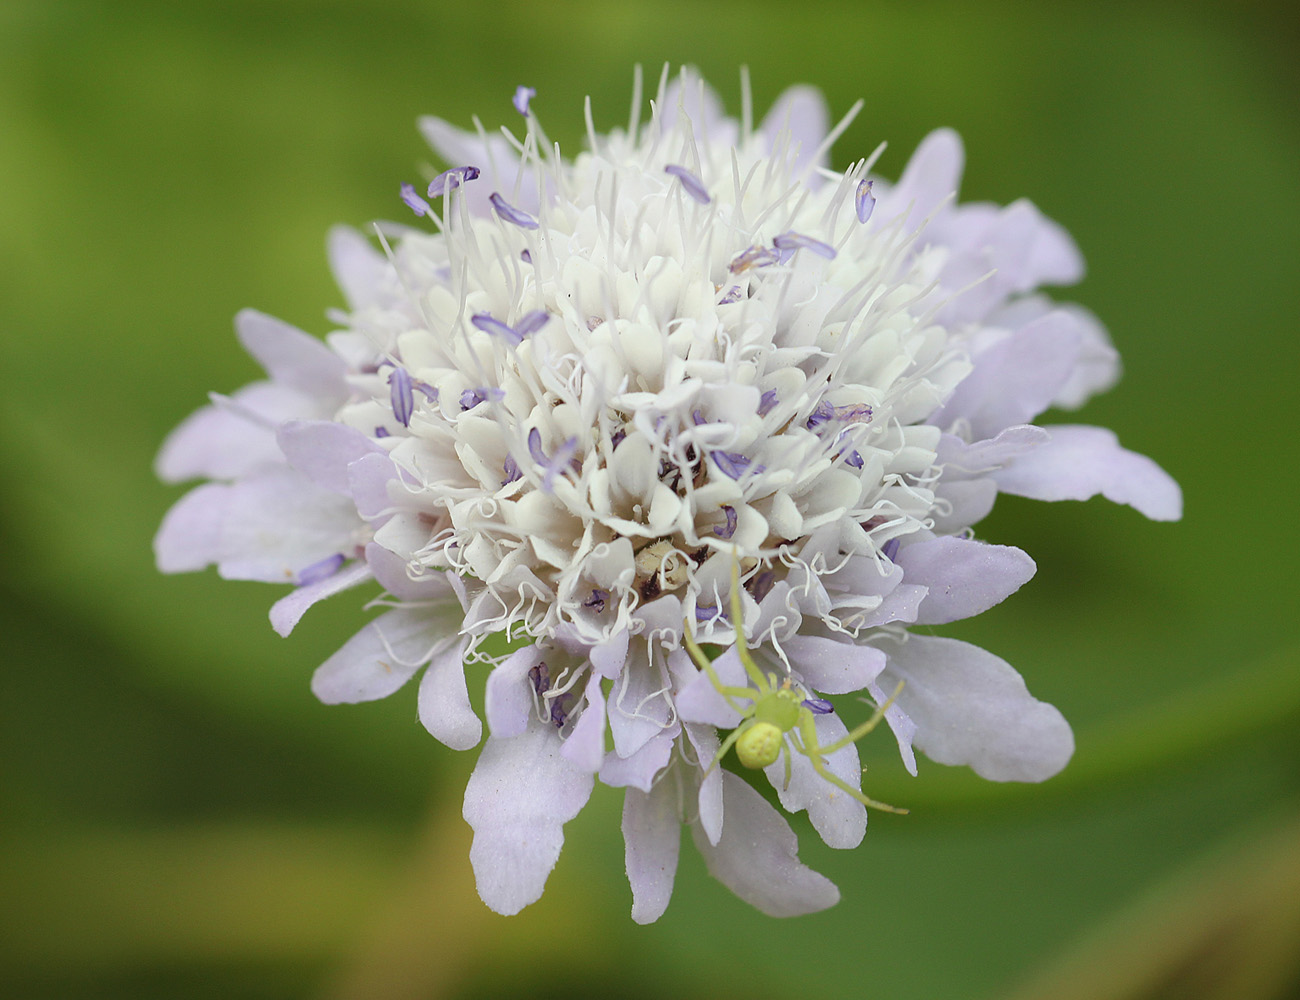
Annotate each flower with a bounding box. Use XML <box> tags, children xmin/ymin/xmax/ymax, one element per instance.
<box><xmin>155</xmin><ymin>67</ymin><xmax>1181</xmax><ymax>921</ymax></box>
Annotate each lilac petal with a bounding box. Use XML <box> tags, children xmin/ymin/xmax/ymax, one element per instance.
<box><xmin>464</xmin><ymin>716</ymin><xmax>595</xmax><ymax>915</ymax></box>
<box><xmin>277</xmin><ymin>420</ymin><xmax>383</xmax><ymax>495</ymax></box>
<box><xmin>690</xmin><ymin>771</ymin><xmax>840</xmax><ymax>917</ymax></box>
<box><xmin>932</xmin><ymin>310</ymin><xmax>1085</xmax><ymax>439</ymax></box>
<box><xmin>868</xmin><ymin>678</ymin><xmax>918</xmax><ymax>776</ymax></box>
<box><xmin>560</xmin><ymin>674</ymin><xmax>607</xmax><ymax>772</ymax></box>
<box><xmin>512</xmin><ymin>85</ymin><xmax>536</xmax><ymax>117</ymax></box>
<box><xmin>607</xmin><ymin>648</ymin><xmax>673</xmax><ymax>758</ymax></box>
<box><xmin>588</xmin><ymin>626</ymin><xmax>629</xmax><ymax>679</ymax></box>
<box><xmin>781</xmin><ymin>634</ymin><xmax>886</xmax><ymax>695</ymax></box>
<box><xmin>855</xmin><ymin>178</ymin><xmax>876</xmax><ymax>223</ymax></box>
<box><xmin>599</xmin><ymin>725</ymin><xmax>677</xmax><ymax>792</ymax></box>
<box><xmin>427</xmin><ymin>165</ymin><xmax>481</xmax><ymax>198</ymax></box>
<box><xmin>347</xmin><ymin>452</ymin><xmax>403</xmax><ymax>522</ymax></box>
<box><xmin>155</xmin><ymin>382</ymin><xmax>306</xmax><ymax>483</ymax></box>
<box><xmin>310</xmin><ymin>608</ymin><xmax>438</xmax><ymax>703</ymax></box>
<box><xmin>417</xmin><ymin>635</ymin><xmax>481</xmax><ymax>750</ymax></box>
<box><xmin>772</xmin><ymin>231</ymin><xmax>837</xmax><ymax>260</ymax></box>
<box><xmin>683</xmin><ymin>722</ymin><xmax>724</xmax><ymax>845</ymax></box>
<box><xmin>489</xmin><ymin>192</ymin><xmax>539</xmax><ymax>230</ymax></box>
<box><xmin>365</xmin><ymin>542</ymin><xmax>453</xmax><ymax>603</ymax></box>
<box><xmin>763</xmin><ymin>711</ymin><xmax>867</xmax><ymax>849</ymax></box>
<box><xmin>882</xmin><ymin>127</ymin><xmax>964</xmax><ymax>234</ymax></box>
<box><xmin>155</xmin><ymin>482</ymin><xmax>228</xmax><ymax>573</ymax></box>
<box><xmin>270</xmin><ymin>559</ymin><xmax>372</xmax><ymax>637</ymax></box>
<box><xmin>879</xmin><ymin>634</ymin><xmax>1074</xmax><ymax>782</ymax></box>
<box><xmin>484</xmin><ymin>644</ymin><xmax>546</xmax><ymax>738</ymax></box>
<box><xmin>936</xmin><ymin>425</ymin><xmax>1052</xmax><ymax>475</ymax></box>
<box><xmin>759</xmin><ymin>84</ymin><xmax>830</xmax><ymax>176</ymax></box>
<box><xmin>235</xmin><ymin>309</ymin><xmax>348</xmax><ymax>400</ymax></box>
<box><xmin>674</xmin><ymin>646</ymin><xmax>746</xmax><ymax>728</ymax></box>
<box><xmin>664</xmin><ymin>164</ymin><xmax>711</xmax><ymax>204</ymax></box>
<box><xmin>995</xmin><ymin>425</ymin><xmax>1182</xmax><ymax>521</ymax></box>
<box><xmin>896</xmin><ymin>536</ymin><xmax>1036</xmax><ymax>626</ymax></box>
<box><xmin>623</xmin><ymin>779</ymin><xmax>682</xmax><ymax>924</ymax></box>
<box><xmin>400</xmin><ymin>182</ymin><xmax>432</xmax><ymax>217</ymax></box>
<box><xmin>328</xmin><ymin>225</ymin><xmax>390</xmax><ymax>311</ymax></box>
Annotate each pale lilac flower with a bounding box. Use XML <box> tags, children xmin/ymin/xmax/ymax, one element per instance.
<box><xmin>155</xmin><ymin>67</ymin><xmax>1180</xmax><ymax>922</ymax></box>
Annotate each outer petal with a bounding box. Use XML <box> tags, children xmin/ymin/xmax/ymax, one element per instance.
<box><xmin>764</xmin><ymin>712</ymin><xmax>867</xmax><ymax>849</ymax></box>
<box><xmin>683</xmin><ymin>723</ymin><xmax>723</xmax><ymax>846</ymax></box>
<box><xmin>234</xmin><ymin>308</ymin><xmax>347</xmax><ymax>400</ymax></box>
<box><xmin>760</xmin><ymin>85</ymin><xmax>829</xmax><ymax>176</ymax></box>
<box><xmin>782</xmin><ymin>634</ymin><xmax>887</xmax><ymax>694</ymax></box>
<box><xmin>417</xmin><ymin>116</ymin><xmax>530</xmax><ymax>217</ymax></box>
<box><xmin>484</xmin><ymin>645</ymin><xmax>545</xmax><ymax>738</ymax></box>
<box><xmin>690</xmin><ymin>772</ymin><xmax>840</xmax><ymax>917</ymax></box>
<box><xmin>994</xmin><ymin>425</ymin><xmax>1183</xmax><ymax>521</ymax></box>
<box><xmin>277</xmin><ymin>420</ymin><xmax>383</xmax><ymax>495</ymax></box>
<box><xmin>328</xmin><ymin>225</ymin><xmax>391</xmax><ymax>310</ymax></box>
<box><xmin>417</xmin><ymin>636</ymin><xmax>480</xmax><ymax>750</ymax></box>
<box><xmin>154</xmin><ymin>482</ymin><xmax>228</xmax><ymax>572</ymax></box>
<box><xmin>269</xmin><ymin>560</ymin><xmax>373</xmax><ymax>637</ymax></box>
<box><xmin>879</xmin><ymin>634</ymin><xmax>1074</xmax><ymax>782</ymax></box>
<box><xmin>607</xmin><ymin>645</ymin><xmax>673</xmax><ymax>758</ymax></box>
<box><xmin>463</xmin><ymin>716</ymin><xmax>595</xmax><ymax>915</ymax></box>
<box><xmin>600</xmin><ymin>724</ymin><xmax>678</xmax><ymax>792</ymax></box>
<box><xmin>896</xmin><ymin>536</ymin><xmax>1036</xmax><ymax>625</ymax></box>
<box><xmin>623</xmin><ymin>777</ymin><xmax>682</xmax><ymax>924</ymax></box>
<box><xmin>310</xmin><ymin>608</ymin><xmax>439</xmax><ymax>704</ymax></box>
<box><xmin>560</xmin><ymin>673</ymin><xmax>607</xmax><ymax>772</ymax></box>
<box><xmin>880</xmin><ymin>127</ymin><xmax>964</xmax><ymax>234</ymax></box>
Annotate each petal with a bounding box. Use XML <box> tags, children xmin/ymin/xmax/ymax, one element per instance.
<box><xmin>235</xmin><ymin>309</ymin><xmax>347</xmax><ymax>400</ymax></box>
<box><xmin>674</xmin><ymin>649</ymin><xmax>744</xmax><ymax>728</ymax></box>
<box><xmin>760</xmin><ymin>85</ymin><xmax>829</xmax><ymax>175</ymax></box>
<box><xmin>310</xmin><ymin>608</ymin><xmax>439</xmax><ymax>703</ymax></box>
<box><xmin>484</xmin><ymin>644</ymin><xmax>546</xmax><ymax>739</ymax></box>
<box><xmin>623</xmin><ymin>778</ymin><xmax>682</xmax><ymax>924</ymax></box>
<box><xmin>328</xmin><ymin>225</ymin><xmax>390</xmax><ymax>310</ymax></box>
<box><xmin>607</xmin><ymin>645</ymin><xmax>673</xmax><ymax>758</ymax></box>
<box><xmin>683</xmin><ymin>723</ymin><xmax>724</xmax><ymax>846</ymax></box>
<box><xmin>417</xmin><ymin>636</ymin><xmax>481</xmax><ymax>750</ymax></box>
<box><xmin>277</xmin><ymin>420</ymin><xmax>384</xmax><ymax>495</ymax></box>
<box><xmin>782</xmin><ymin>634</ymin><xmax>886</xmax><ymax>694</ymax></box>
<box><xmin>599</xmin><ymin>724</ymin><xmax>678</xmax><ymax>792</ymax></box>
<box><xmin>896</xmin><ymin>536</ymin><xmax>1036</xmax><ymax>625</ymax></box>
<box><xmin>882</xmin><ymin>128</ymin><xmax>964</xmax><ymax>234</ymax></box>
<box><xmin>417</xmin><ymin>116</ymin><xmax>530</xmax><ymax>218</ymax></box>
<box><xmin>154</xmin><ymin>482</ymin><xmax>228</xmax><ymax>573</ymax></box>
<box><xmin>764</xmin><ymin>712</ymin><xmax>867</xmax><ymax>849</ymax></box>
<box><xmin>560</xmin><ymin>673</ymin><xmax>607</xmax><ymax>772</ymax></box>
<box><xmin>869</xmin><ymin>678</ymin><xmax>918</xmax><ymax>776</ymax></box>
<box><xmin>994</xmin><ymin>425</ymin><xmax>1183</xmax><ymax>521</ymax></box>
<box><xmin>589</xmin><ymin>626</ymin><xmax>629</xmax><ymax>679</ymax></box>
<box><xmin>269</xmin><ymin>560</ymin><xmax>373</xmax><ymax>637</ymax></box>
<box><xmin>690</xmin><ymin>772</ymin><xmax>840</xmax><ymax>917</ymax></box>
<box><xmin>879</xmin><ymin>634</ymin><xmax>1074</xmax><ymax>782</ymax></box>
<box><xmin>365</xmin><ymin>542</ymin><xmax>457</xmax><ymax>603</ymax></box>
<box><xmin>463</xmin><ymin>716</ymin><xmax>595</xmax><ymax>915</ymax></box>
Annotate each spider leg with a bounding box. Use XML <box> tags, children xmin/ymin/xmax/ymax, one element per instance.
<box><xmin>684</xmin><ymin>628</ymin><xmax>756</xmax><ymax>712</ymax></box>
<box><xmin>727</xmin><ymin>556</ymin><xmax>768</xmax><ymax>689</ymax></box>
<box><xmin>707</xmin><ymin>724</ymin><xmax>748</xmax><ymax>776</ymax></box>
<box><xmin>796</xmin><ymin>710</ymin><xmax>909</xmax><ymax>814</ymax></box>
<box><xmin>817</xmin><ymin>680</ymin><xmax>904</xmax><ymax>756</ymax></box>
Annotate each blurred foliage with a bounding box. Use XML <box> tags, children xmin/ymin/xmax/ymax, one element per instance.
<box><xmin>1</xmin><ymin>1</ymin><xmax>1298</xmax><ymax>998</ymax></box>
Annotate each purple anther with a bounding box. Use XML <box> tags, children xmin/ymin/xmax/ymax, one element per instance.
<box><xmin>374</xmin><ymin>426</ymin><xmax>390</xmax><ymax>439</ymax></box>
<box><xmin>881</xmin><ymin>537</ymin><xmax>901</xmax><ymax>562</ymax></box>
<box><xmin>529</xmin><ymin>662</ymin><xmax>550</xmax><ymax>695</ymax></box>
<box><xmin>803</xmin><ymin>697</ymin><xmax>834</xmax><ymax>715</ymax></box>
<box><xmin>691</xmin><ymin>409</ymin><xmax>706</xmax><ymax>426</ymax></box>
<box><xmin>717</xmin><ymin>285</ymin><xmax>743</xmax><ymax>305</ymax></box>
<box><xmin>502</xmin><ymin>454</ymin><xmax>522</xmax><ymax>486</ymax></box>
<box><xmin>520</xmin><ymin>248</ymin><xmax>533</xmax><ymax>264</ymax></box>
<box><xmin>460</xmin><ymin>388</ymin><xmax>485</xmax><ymax>411</ymax></box>
<box><xmin>758</xmin><ymin>389</ymin><xmax>779</xmax><ymax>416</ymax></box>
<box><xmin>806</xmin><ymin>400</ymin><xmax>836</xmax><ymax>429</ymax></box>
<box><xmin>808</xmin><ymin>400</ymin><xmax>874</xmax><ymax>429</ymax></box>
<box><xmin>513</xmin><ymin>85</ymin><xmax>536</xmax><ymax>117</ymax></box>
<box><xmin>712</xmin><ymin>451</ymin><xmax>764</xmax><ymax>480</ymax></box>
<box><xmin>729</xmin><ymin>244</ymin><xmax>780</xmax><ymax>274</ymax></box>
<box><xmin>664</xmin><ymin>164</ymin><xmax>711</xmax><ymax>204</ymax></box>
<box><xmin>549</xmin><ymin>699</ymin><xmax>568</xmax><ymax>729</ymax></box>
<box><xmin>527</xmin><ymin>427</ymin><xmax>548</xmax><ymax>465</ymax></box>
<box><xmin>712</xmin><ymin>504</ymin><xmax>738</xmax><ymax>539</ymax></box>
<box><xmin>414</xmin><ymin>381</ymin><xmax>438</xmax><ymax>402</ymax></box>
<box><xmin>427</xmin><ymin>165</ymin><xmax>481</xmax><ymax>198</ymax></box>
<box><xmin>694</xmin><ymin>603</ymin><xmax>719</xmax><ymax>622</ymax></box>
<box><xmin>543</xmin><ymin>437</ymin><xmax>579</xmax><ymax>492</ymax></box>
<box><xmin>388</xmin><ymin>367</ymin><xmax>415</xmax><ymax>426</ymax></box>
<box><xmin>582</xmin><ymin>588</ymin><xmax>609</xmax><ymax>613</ymax></box>
<box><xmin>750</xmin><ymin>569</ymin><xmax>776</xmax><ymax>602</ymax></box>
<box><xmin>855</xmin><ymin>178</ymin><xmax>876</xmax><ymax>224</ymax></box>
<box><xmin>845</xmin><ymin>450</ymin><xmax>864</xmax><ymax>469</ymax></box>
<box><xmin>773</xmin><ymin>231</ymin><xmax>837</xmax><ymax>260</ymax></box>
<box><xmin>490</xmin><ymin>192</ymin><xmax>539</xmax><ymax>230</ymax></box>
<box><xmin>513</xmin><ymin>309</ymin><xmax>550</xmax><ymax>338</ymax></box>
<box><xmin>296</xmin><ymin>553</ymin><xmax>344</xmax><ymax>587</ymax></box>
<box><xmin>400</xmin><ymin>183</ymin><xmax>432</xmax><ymax>217</ymax></box>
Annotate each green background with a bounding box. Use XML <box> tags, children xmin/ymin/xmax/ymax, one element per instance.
<box><xmin>2</xmin><ymin>2</ymin><xmax>1298</xmax><ymax>998</ymax></box>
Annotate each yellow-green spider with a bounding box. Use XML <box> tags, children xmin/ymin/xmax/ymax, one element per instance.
<box><xmin>683</xmin><ymin>562</ymin><xmax>907</xmax><ymax>815</ymax></box>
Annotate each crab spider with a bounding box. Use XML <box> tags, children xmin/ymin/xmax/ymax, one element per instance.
<box><xmin>683</xmin><ymin>561</ymin><xmax>907</xmax><ymax>815</ymax></box>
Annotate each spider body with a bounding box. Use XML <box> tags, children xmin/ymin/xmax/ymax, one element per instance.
<box><xmin>683</xmin><ymin>561</ymin><xmax>906</xmax><ymax>815</ymax></box>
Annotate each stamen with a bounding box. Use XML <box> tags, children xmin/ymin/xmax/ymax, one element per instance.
<box><xmin>881</xmin><ymin>538</ymin><xmax>901</xmax><ymax>562</ymax></box>
<box><xmin>664</xmin><ymin>164</ymin><xmax>711</xmax><ymax>204</ymax></box>
<box><xmin>490</xmin><ymin>192</ymin><xmax>539</xmax><ymax>229</ymax></box>
<box><xmin>855</xmin><ymin>178</ymin><xmax>876</xmax><ymax>223</ymax></box>
<box><xmin>712</xmin><ymin>451</ymin><xmax>764</xmax><ymax>480</ymax></box>
<box><xmin>502</xmin><ymin>455</ymin><xmax>522</xmax><ymax>486</ymax></box>
<box><xmin>582</xmin><ymin>588</ymin><xmax>609</xmax><ymax>613</ymax></box>
<box><xmin>400</xmin><ymin>183</ymin><xmax>432</xmax><ymax>217</ymax></box>
<box><xmin>470</xmin><ymin>312</ymin><xmax>546</xmax><ymax>346</ymax></box>
<box><xmin>729</xmin><ymin>244</ymin><xmax>780</xmax><ymax>274</ymax></box>
<box><xmin>758</xmin><ymin>390</ymin><xmax>779</xmax><ymax>416</ymax></box>
<box><xmin>296</xmin><ymin>553</ymin><xmax>344</xmax><ymax>586</ymax></box>
<box><xmin>529</xmin><ymin>661</ymin><xmax>550</xmax><ymax>694</ymax></box>
<box><xmin>717</xmin><ymin>285</ymin><xmax>743</xmax><ymax>305</ymax></box>
<box><xmin>388</xmin><ymin>367</ymin><xmax>415</xmax><ymax>426</ymax></box>
<box><xmin>513</xmin><ymin>85</ymin><xmax>536</xmax><ymax>117</ymax></box>
<box><xmin>750</xmin><ymin>570</ymin><xmax>776</xmax><ymax>602</ymax></box>
<box><xmin>803</xmin><ymin>698</ymin><xmax>834</xmax><ymax>715</ymax></box>
<box><xmin>374</xmin><ymin>426</ymin><xmax>390</xmax><ymax>439</ymax></box>
<box><xmin>712</xmin><ymin>504</ymin><xmax>738</xmax><ymax>539</ymax></box>
<box><xmin>773</xmin><ymin>231</ymin><xmax>837</xmax><ymax>260</ymax></box>
<box><xmin>427</xmin><ymin>165</ymin><xmax>481</xmax><ymax>198</ymax></box>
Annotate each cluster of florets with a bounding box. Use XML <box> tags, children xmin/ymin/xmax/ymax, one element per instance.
<box><xmin>156</xmin><ymin>68</ymin><xmax>1180</xmax><ymax>920</ymax></box>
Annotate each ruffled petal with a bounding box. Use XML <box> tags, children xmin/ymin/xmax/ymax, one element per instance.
<box><xmin>622</xmin><ymin>777</ymin><xmax>682</xmax><ymax>924</ymax></box>
<box><xmin>235</xmin><ymin>308</ymin><xmax>347</xmax><ymax>400</ymax></box>
<box><xmin>484</xmin><ymin>644</ymin><xmax>545</xmax><ymax>738</ymax></box>
<box><xmin>760</xmin><ymin>85</ymin><xmax>830</xmax><ymax>176</ymax></box>
<box><xmin>310</xmin><ymin>608</ymin><xmax>439</xmax><ymax>703</ymax></box>
<box><xmin>417</xmin><ymin>636</ymin><xmax>480</xmax><ymax>750</ymax></box>
<box><xmin>560</xmin><ymin>673</ymin><xmax>607</xmax><ymax>772</ymax></box>
<box><xmin>463</xmin><ymin>716</ymin><xmax>595</xmax><ymax>915</ymax></box>
<box><xmin>880</xmin><ymin>127</ymin><xmax>964</xmax><ymax>234</ymax></box>
<box><xmin>154</xmin><ymin>482</ymin><xmax>229</xmax><ymax>572</ymax></box>
<box><xmin>879</xmin><ymin>634</ymin><xmax>1074</xmax><ymax>782</ymax></box>
<box><xmin>782</xmin><ymin>634</ymin><xmax>886</xmax><ymax>694</ymax></box>
<box><xmin>690</xmin><ymin>771</ymin><xmax>839</xmax><ymax>917</ymax></box>
<box><xmin>683</xmin><ymin>723</ymin><xmax>724</xmax><ymax>846</ymax></box>
<box><xmin>599</xmin><ymin>724</ymin><xmax>678</xmax><ymax>792</ymax></box>
<box><xmin>277</xmin><ymin>420</ymin><xmax>383</xmax><ymax>495</ymax></box>
<box><xmin>896</xmin><ymin>536</ymin><xmax>1036</xmax><ymax>625</ymax></box>
<box><xmin>994</xmin><ymin>425</ymin><xmax>1183</xmax><ymax>521</ymax></box>
<box><xmin>764</xmin><ymin>712</ymin><xmax>867</xmax><ymax>849</ymax></box>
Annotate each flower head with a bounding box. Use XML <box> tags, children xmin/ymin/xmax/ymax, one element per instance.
<box><xmin>155</xmin><ymin>67</ymin><xmax>1181</xmax><ymax>921</ymax></box>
